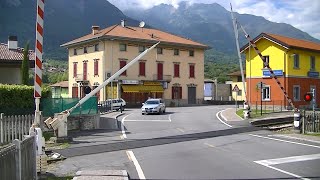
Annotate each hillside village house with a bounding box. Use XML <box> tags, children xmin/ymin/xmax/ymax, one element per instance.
<box><xmin>0</xmin><ymin>36</ymin><xmax>35</xmax><ymax>84</ymax></box>
<box><xmin>241</xmin><ymin>33</ymin><xmax>320</xmax><ymax>109</ymax></box>
<box><xmin>61</xmin><ymin>22</ymin><xmax>209</xmax><ymax>105</ymax></box>
<box><xmin>50</xmin><ymin>81</ymin><xmax>69</xmax><ymax>98</ymax></box>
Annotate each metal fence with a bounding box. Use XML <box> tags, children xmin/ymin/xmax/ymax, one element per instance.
<box><xmin>302</xmin><ymin>111</ymin><xmax>320</xmax><ymax>133</ymax></box>
<box><xmin>251</xmin><ymin>100</ymin><xmax>286</xmax><ymax>113</ymax></box>
<box><xmin>41</xmin><ymin>97</ymin><xmax>98</xmax><ymax>117</ymax></box>
<box><xmin>1</xmin><ymin>113</ymin><xmax>34</xmax><ymax>145</ymax></box>
<box><xmin>0</xmin><ymin>136</ymin><xmax>37</xmax><ymax>180</ymax></box>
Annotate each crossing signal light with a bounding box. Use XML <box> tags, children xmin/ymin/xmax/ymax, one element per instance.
<box><xmin>304</xmin><ymin>93</ymin><xmax>313</xmax><ymax>102</ymax></box>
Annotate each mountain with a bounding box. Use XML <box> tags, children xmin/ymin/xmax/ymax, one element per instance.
<box><xmin>0</xmin><ymin>0</ymin><xmax>140</xmax><ymax>60</ymax></box>
<box><xmin>125</xmin><ymin>2</ymin><xmax>320</xmax><ymax>56</ymax></box>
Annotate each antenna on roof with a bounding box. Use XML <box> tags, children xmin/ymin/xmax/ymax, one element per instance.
<box><xmin>139</xmin><ymin>21</ymin><xmax>145</xmax><ymax>32</ymax></box>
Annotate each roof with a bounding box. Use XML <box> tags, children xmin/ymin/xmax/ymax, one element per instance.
<box><xmin>228</xmin><ymin>70</ymin><xmax>246</xmax><ymax>76</ymax></box>
<box><xmin>240</xmin><ymin>33</ymin><xmax>320</xmax><ymax>53</ymax></box>
<box><xmin>61</xmin><ymin>25</ymin><xmax>209</xmax><ymax>49</ymax></box>
<box><xmin>50</xmin><ymin>81</ymin><xmax>69</xmax><ymax>88</ymax></box>
<box><xmin>0</xmin><ymin>43</ymin><xmax>35</xmax><ymax>62</ymax></box>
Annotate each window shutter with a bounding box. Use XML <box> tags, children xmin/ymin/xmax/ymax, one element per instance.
<box><xmin>94</xmin><ymin>60</ymin><xmax>98</xmax><ymax>76</ymax></box>
<box><xmin>139</xmin><ymin>62</ymin><xmax>145</xmax><ymax>76</ymax></box>
<box><xmin>120</xmin><ymin>61</ymin><xmax>127</xmax><ymax>76</ymax></box>
<box><xmin>73</xmin><ymin>63</ymin><xmax>77</xmax><ymax>77</ymax></box>
<box><xmin>179</xmin><ymin>87</ymin><xmax>182</xmax><ymax>99</ymax></box>
<box><xmin>174</xmin><ymin>64</ymin><xmax>179</xmax><ymax>77</ymax></box>
<box><xmin>190</xmin><ymin>65</ymin><xmax>195</xmax><ymax>78</ymax></box>
<box><xmin>83</xmin><ymin>62</ymin><xmax>87</xmax><ymax>80</ymax></box>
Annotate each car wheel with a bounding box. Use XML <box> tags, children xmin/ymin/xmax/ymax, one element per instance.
<box><xmin>142</xmin><ymin>113</ymin><xmax>144</xmax><ymax>115</ymax></box>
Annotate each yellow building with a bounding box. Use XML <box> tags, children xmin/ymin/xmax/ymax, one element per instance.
<box><xmin>241</xmin><ymin>33</ymin><xmax>320</xmax><ymax>108</ymax></box>
<box><xmin>61</xmin><ymin>23</ymin><xmax>209</xmax><ymax>106</ymax></box>
<box><xmin>227</xmin><ymin>71</ymin><xmax>246</xmax><ymax>101</ymax></box>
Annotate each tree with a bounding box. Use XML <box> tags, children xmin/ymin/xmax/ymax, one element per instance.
<box><xmin>21</xmin><ymin>42</ymin><xmax>30</xmax><ymax>85</ymax></box>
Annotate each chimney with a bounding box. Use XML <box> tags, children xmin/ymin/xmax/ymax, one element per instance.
<box><xmin>121</xmin><ymin>19</ymin><xmax>126</xmax><ymax>27</ymax></box>
<box><xmin>92</xmin><ymin>26</ymin><xmax>100</xmax><ymax>35</ymax></box>
<box><xmin>8</xmin><ymin>36</ymin><xmax>18</xmax><ymax>50</ymax></box>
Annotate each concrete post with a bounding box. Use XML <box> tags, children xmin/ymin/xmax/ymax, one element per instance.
<box><xmin>13</xmin><ymin>139</ymin><xmax>21</xmax><ymax>180</ymax></box>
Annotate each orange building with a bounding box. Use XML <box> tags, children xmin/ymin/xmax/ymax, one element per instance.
<box><xmin>241</xmin><ymin>33</ymin><xmax>320</xmax><ymax>109</ymax></box>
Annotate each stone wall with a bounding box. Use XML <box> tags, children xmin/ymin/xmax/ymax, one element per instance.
<box><xmin>67</xmin><ymin>114</ymin><xmax>100</xmax><ymax>131</ymax></box>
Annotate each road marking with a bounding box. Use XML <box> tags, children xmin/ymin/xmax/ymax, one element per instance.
<box><xmin>127</xmin><ymin>150</ymin><xmax>146</xmax><ymax>179</ymax></box>
<box><xmin>176</xmin><ymin>128</ymin><xmax>184</xmax><ymax>133</ymax></box>
<box><xmin>216</xmin><ymin>110</ymin><xmax>232</xmax><ymax>127</ymax></box>
<box><xmin>169</xmin><ymin>114</ymin><xmax>172</xmax><ymax>122</ymax></box>
<box><xmin>121</xmin><ymin>114</ymin><xmax>131</xmax><ymax>139</ymax></box>
<box><xmin>120</xmin><ymin>135</ymin><xmax>124</xmax><ymax>140</ymax></box>
<box><xmin>255</xmin><ymin>161</ymin><xmax>310</xmax><ymax>180</ymax></box>
<box><xmin>256</xmin><ymin>153</ymin><xmax>320</xmax><ymax>166</ymax></box>
<box><xmin>124</xmin><ymin>119</ymin><xmax>171</xmax><ymax>122</ymax></box>
<box><xmin>204</xmin><ymin>143</ymin><xmax>215</xmax><ymax>148</ymax></box>
<box><xmin>249</xmin><ymin>134</ymin><xmax>320</xmax><ymax>149</ymax></box>
<box><xmin>268</xmin><ymin>134</ymin><xmax>320</xmax><ymax>144</ymax></box>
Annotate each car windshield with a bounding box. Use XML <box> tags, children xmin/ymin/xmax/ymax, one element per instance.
<box><xmin>145</xmin><ymin>100</ymin><xmax>159</xmax><ymax>105</ymax></box>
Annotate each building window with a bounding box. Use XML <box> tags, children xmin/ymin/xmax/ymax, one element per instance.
<box><xmin>138</xmin><ymin>45</ymin><xmax>145</xmax><ymax>52</ymax></box>
<box><xmin>73</xmin><ymin>62</ymin><xmax>77</xmax><ymax>77</ymax></box>
<box><xmin>157</xmin><ymin>47</ymin><xmax>163</xmax><ymax>54</ymax></box>
<box><xmin>94</xmin><ymin>59</ymin><xmax>99</xmax><ymax>76</ymax></box>
<box><xmin>174</xmin><ymin>49</ymin><xmax>179</xmax><ymax>56</ymax></box>
<box><xmin>139</xmin><ymin>61</ymin><xmax>145</xmax><ymax>76</ymax></box>
<box><xmin>262</xmin><ymin>85</ymin><xmax>270</xmax><ymax>100</ymax></box>
<box><xmin>189</xmin><ymin>50</ymin><xmax>194</xmax><ymax>57</ymax></box>
<box><xmin>73</xmin><ymin>49</ymin><xmax>77</xmax><ymax>55</ymax></box>
<box><xmin>84</xmin><ymin>47</ymin><xmax>87</xmax><ymax>54</ymax></box>
<box><xmin>294</xmin><ymin>54</ymin><xmax>299</xmax><ymax>68</ymax></box>
<box><xmin>293</xmin><ymin>85</ymin><xmax>300</xmax><ymax>101</ymax></box>
<box><xmin>237</xmin><ymin>76</ymin><xmax>242</xmax><ymax>82</ymax></box>
<box><xmin>83</xmin><ymin>61</ymin><xmax>87</xmax><ymax>80</ymax></box>
<box><xmin>94</xmin><ymin>44</ymin><xmax>99</xmax><ymax>51</ymax></box>
<box><xmin>120</xmin><ymin>60</ymin><xmax>127</xmax><ymax>76</ymax></box>
<box><xmin>189</xmin><ymin>64</ymin><xmax>195</xmax><ymax>78</ymax></box>
<box><xmin>263</xmin><ymin>55</ymin><xmax>269</xmax><ymax>68</ymax></box>
<box><xmin>310</xmin><ymin>56</ymin><xmax>315</xmax><ymax>70</ymax></box>
<box><xmin>174</xmin><ymin>63</ymin><xmax>180</xmax><ymax>77</ymax></box>
<box><xmin>172</xmin><ymin>86</ymin><xmax>182</xmax><ymax>99</ymax></box>
<box><xmin>120</xmin><ymin>43</ymin><xmax>127</xmax><ymax>51</ymax></box>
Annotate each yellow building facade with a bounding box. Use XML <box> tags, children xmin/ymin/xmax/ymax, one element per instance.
<box><xmin>61</xmin><ymin>24</ymin><xmax>209</xmax><ymax>106</ymax></box>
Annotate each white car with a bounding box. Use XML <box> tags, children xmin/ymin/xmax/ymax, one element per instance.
<box><xmin>110</xmin><ymin>98</ymin><xmax>126</xmax><ymax>111</ymax></box>
<box><xmin>141</xmin><ymin>98</ymin><xmax>166</xmax><ymax>115</ymax></box>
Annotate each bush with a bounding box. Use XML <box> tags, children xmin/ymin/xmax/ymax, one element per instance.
<box><xmin>0</xmin><ymin>84</ymin><xmax>51</xmax><ymax>115</ymax></box>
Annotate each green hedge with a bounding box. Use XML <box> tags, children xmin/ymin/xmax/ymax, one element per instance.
<box><xmin>0</xmin><ymin>84</ymin><xmax>51</xmax><ymax>115</ymax></box>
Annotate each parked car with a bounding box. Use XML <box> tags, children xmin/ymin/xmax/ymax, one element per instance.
<box><xmin>111</xmin><ymin>98</ymin><xmax>126</xmax><ymax>111</ymax></box>
<box><xmin>141</xmin><ymin>98</ymin><xmax>166</xmax><ymax>115</ymax></box>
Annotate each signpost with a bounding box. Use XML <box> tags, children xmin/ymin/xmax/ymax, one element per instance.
<box><xmin>232</xmin><ymin>85</ymin><xmax>240</xmax><ymax>111</ymax></box>
<box><xmin>257</xmin><ymin>82</ymin><xmax>266</xmax><ymax>116</ymax></box>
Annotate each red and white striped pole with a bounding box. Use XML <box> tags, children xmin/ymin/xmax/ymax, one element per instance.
<box><xmin>34</xmin><ymin>0</ymin><xmax>45</xmax><ymax>126</ymax></box>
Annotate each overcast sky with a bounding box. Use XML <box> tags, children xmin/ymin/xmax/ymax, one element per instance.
<box><xmin>107</xmin><ymin>0</ymin><xmax>320</xmax><ymax>39</ymax></box>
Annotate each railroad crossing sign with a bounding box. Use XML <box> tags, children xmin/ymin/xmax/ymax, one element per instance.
<box><xmin>232</xmin><ymin>85</ymin><xmax>240</xmax><ymax>92</ymax></box>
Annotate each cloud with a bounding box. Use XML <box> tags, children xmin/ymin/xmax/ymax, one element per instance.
<box><xmin>107</xmin><ymin>0</ymin><xmax>320</xmax><ymax>39</ymax></box>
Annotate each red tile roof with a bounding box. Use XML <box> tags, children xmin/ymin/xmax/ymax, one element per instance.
<box><xmin>50</xmin><ymin>81</ymin><xmax>68</xmax><ymax>88</ymax></box>
<box><xmin>61</xmin><ymin>25</ymin><xmax>209</xmax><ymax>49</ymax></box>
<box><xmin>0</xmin><ymin>43</ymin><xmax>35</xmax><ymax>62</ymax></box>
<box><xmin>240</xmin><ymin>33</ymin><xmax>320</xmax><ymax>52</ymax></box>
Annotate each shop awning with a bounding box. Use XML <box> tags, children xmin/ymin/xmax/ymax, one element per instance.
<box><xmin>122</xmin><ymin>85</ymin><xmax>164</xmax><ymax>93</ymax></box>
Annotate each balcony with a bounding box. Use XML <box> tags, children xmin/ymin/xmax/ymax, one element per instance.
<box><xmin>75</xmin><ymin>74</ymin><xmax>89</xmax><ymax>82</ymax></box>
<box><xmin>153</xmin><ymin>74</ymin><xmax>172</xmax><ymax>82</ymax></box>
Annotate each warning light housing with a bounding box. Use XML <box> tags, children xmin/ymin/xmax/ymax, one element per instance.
<box><xmin>303</xmin><ymin>93</ymin><xmax>313</xmax><ymax>102</ymax></box>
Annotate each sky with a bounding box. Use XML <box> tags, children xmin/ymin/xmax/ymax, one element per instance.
<box><xmin>107</xmin><ymin>0</ymin><xmax>320</xmax><ymax>39</ymax></box>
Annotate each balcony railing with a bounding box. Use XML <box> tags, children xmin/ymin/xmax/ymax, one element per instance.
<box><xmin>75</xmin><ymin>74</ymin><xmax>88</xmax><ymax>82</ymax></box>
<box><xmin>152</xmin><ymin>74</ymin><xmax>172</xmax><ymax>82</ymax></box>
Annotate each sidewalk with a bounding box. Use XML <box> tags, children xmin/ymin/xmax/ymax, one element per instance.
<box><xmin>220</xmin><ymin>108</ymin><xmax>243</xmax><ymax>121</ymax></box>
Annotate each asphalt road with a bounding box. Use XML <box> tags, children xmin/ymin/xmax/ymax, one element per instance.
<box><xmin>52</xmin><ymin>105</ymin><xmax>320</xmax><ymax>179</ymax></box>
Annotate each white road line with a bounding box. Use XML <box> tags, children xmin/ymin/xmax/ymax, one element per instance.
<box><xmin>204</xmin><ymin>143</ymin><xmax>215</xmax><ymax>148</ymax></box>
<box><xmin>256</xmin><ymin>153</ymin><xmax>320</xmax><ymax>166</ymax></box>
<box><xmin>127</xmin><ymin>150</ymin><xmax>146</xmax><ymax>179</ymax></box>
<box><xmin>121</xmin><ymin>114</ymin><xmax>131</xmax><ymax>139</ymax></box>
<box><xmin>249</xmin><ymin>134</ymin><xmax>320</xmax><ymax>149</ymax></box>
<box><xmin>255</xmin><ymin>161</ymin><xmax>311</xmax><ymax>180</ymax></box>
<box><xmin>168</xmin><ymin>114</ymin><xmax>172</xmax><ymax>122</ymax></box>
<box><xmin>216</xmin><ymin>110</ymin><xmax>232</xmax><ymax>127</ymax></box>
<box><xmin>176</xmin><ymin>128</ymin><xmax>185</xmax><ymax>133</ymax></box>
<box><xmin>124</xmin><ymin>119</ymin><xmax>171</xmax><ymax>122</ymax></box>
<box><xmin>268</xmin><ymin>134</ymin><xmax>320</xmax><ymax>144</ymax></box>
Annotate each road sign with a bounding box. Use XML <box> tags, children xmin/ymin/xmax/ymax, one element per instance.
<box><xmin>232</xmin><ymin>85</ymin><xmax>240</xmax><ymax>92</ymax></box>
<box><xmin>256</xmin><ymin>82</ymin><xmax>266</xmax><ymax>89</ymax></box>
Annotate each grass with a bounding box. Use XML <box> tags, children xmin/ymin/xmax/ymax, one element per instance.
<box><xmin>236</xmin><ymin>109</ymin><xmax>275</xmax><ymax>119</ymax></box>
<box><xmin>45</xmin><ymin>176</ymin><xmax>73</xmax><ymax>180</ymax></box>
<box><xmin>43</xmin><ymin>131</ymin><xmax>55</xmax><ymax>141</ymax></box>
